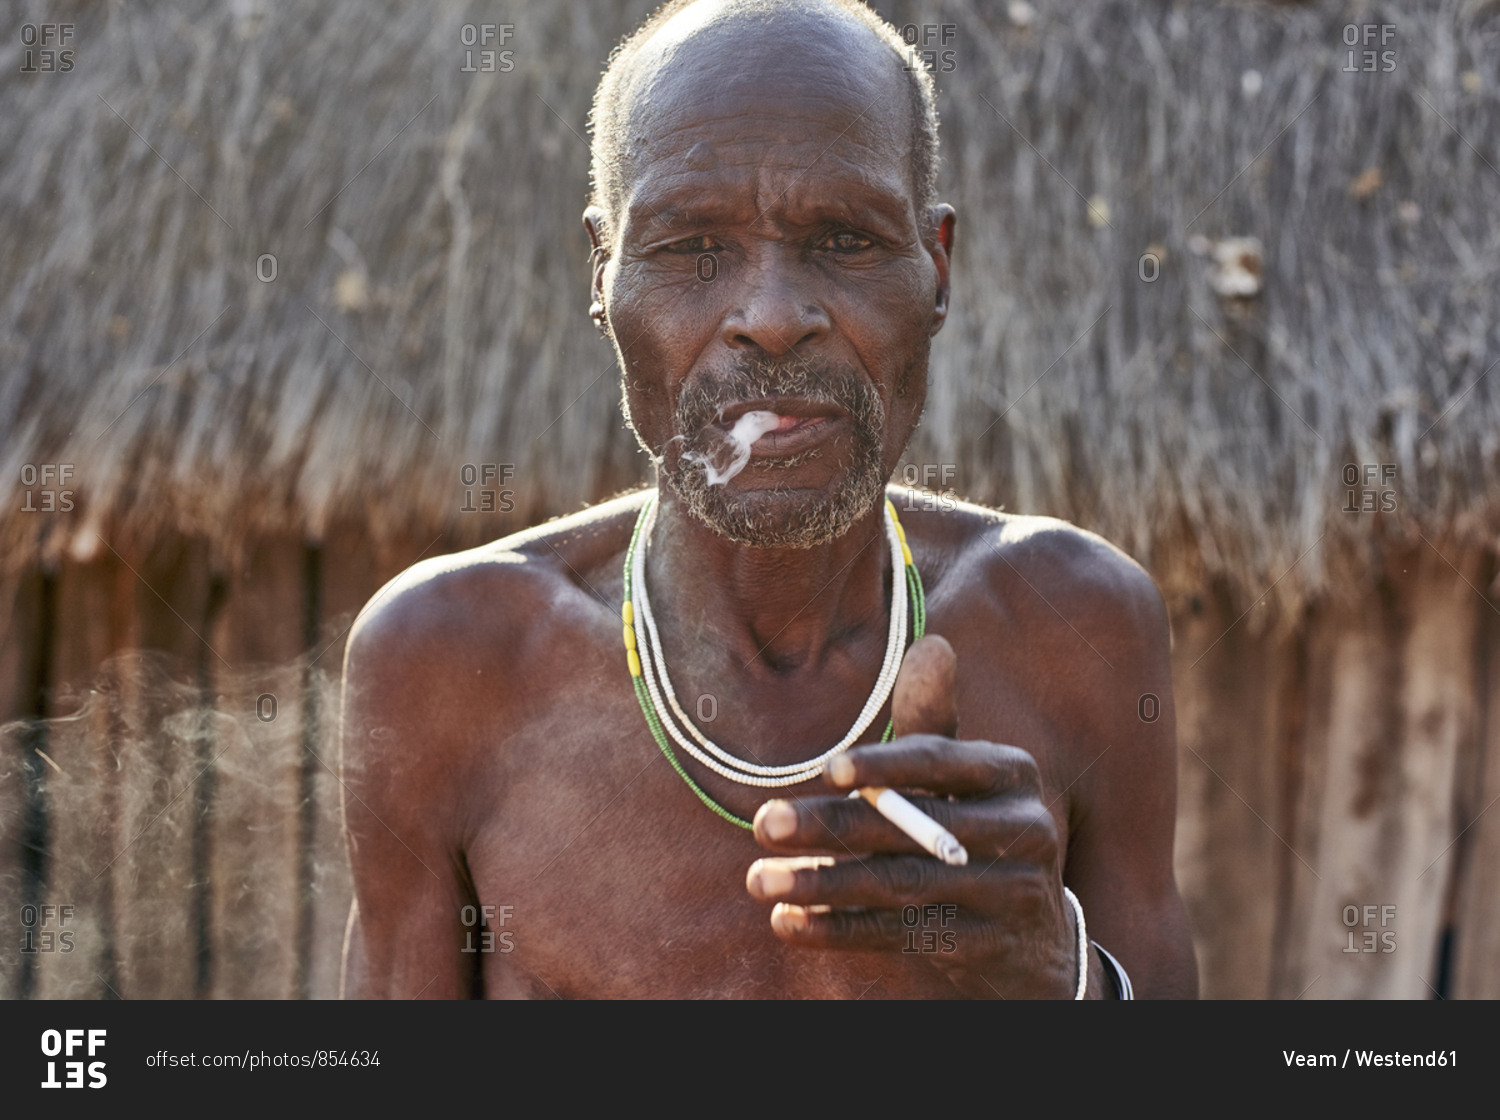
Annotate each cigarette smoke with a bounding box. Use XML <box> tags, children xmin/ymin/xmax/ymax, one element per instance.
<box><xmin>662</xmin><ymin>354</ymin><xmax>890</xmax><ymax>549</ymax></box>
<box><xmin>0</xmin><ymin>646</ymin><xmax>353</xmax><ymax>999</ymax></box>
<box><xmin>679</xmin><ymin>410</ymin><xmax>782</xmax><ymax>486</ymax></box>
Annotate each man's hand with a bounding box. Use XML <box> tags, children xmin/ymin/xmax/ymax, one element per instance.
<box><xmin>745</xmin><ymin>634</ymin><xmax>1091</xmax><ymax>999</ymax></box>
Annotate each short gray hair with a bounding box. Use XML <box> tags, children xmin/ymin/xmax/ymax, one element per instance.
<box><xmin>586</xmin><ymin>0</ymin><xmax>940</xmax><ymax>239</ymax></box>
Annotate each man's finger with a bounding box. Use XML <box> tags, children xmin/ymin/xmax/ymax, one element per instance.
<box><xmin>747</xmin><ymin>853</ymin><xmax>1004</xmax><ymax>909</ymax></box>
<box><xmin>767</xmin><ymin>903</ymin><xmax>1011</xmax><ymax>959</ymax></box>
<box><xmin>769</xmin><ymin>902</ymin><xmax>906</xmax><ymax>950</ymax></box>
<box><xmin>824</xmin><ymin>735</ymin><xmax>1043</xmax><ymax>798</ymax></box>
<box><xmin>891</xmin><ymin>633</ymin><xmax>958</xmax><ymax>739</ymax></box>
<box><xmin>753</xmin><ymin>789</ymin><xmax>1057</xmax><ymax>860</ymax></box>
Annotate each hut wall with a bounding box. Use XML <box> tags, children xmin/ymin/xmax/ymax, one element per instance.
<box><xmin>3</xmin><ymin>532</ymin><xmax>1498</xmax><ymax>998</ymax></box>
<box><xmin>0</xmin><ymin>532</ymin><xmax>433</xmax><ymax>999</ymax></box>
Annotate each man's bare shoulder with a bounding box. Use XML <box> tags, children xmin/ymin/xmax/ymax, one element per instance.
<box><xmin>340</xmin><ymin>490</ymin><xmax>650</xmax><ymax>748</ymax></box>
<box><xmin>346</xmin><ymin>491</ymin><xmax>646</xmax><ymax>657</ymax></box>
<box><xmin>893</xmin><ymin>487</ymin><xmax>1168</xmax><ymax>655</ymax></box>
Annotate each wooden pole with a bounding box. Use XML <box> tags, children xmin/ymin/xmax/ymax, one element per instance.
<box><xmin>110</xmin><ymin>538</ymin><xmax>216</xmax><ymax>998</ymax></box>
<box><xmin>205</xmin><ymin>537</ymin><xmax>305</xmax><ymax>999</ymax></box>
<box><xmin>1281</xmin><ymin>541</ymin><xmax>1481</xmax><ymax>998</ymax></box>
<box><xmin>1170</xmin><ymin>580</ymin><xmax>1296</xmax><ymax>997</ymax></box>
<box><xmin>1452</xmin><ymin>556</ymin><xmax>1500</xmax><ymax>998</ymax></box>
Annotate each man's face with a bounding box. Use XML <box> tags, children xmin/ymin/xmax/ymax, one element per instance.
<box><xmin>587</xmin><ymin>11</ymin><xmax>954</xmax><ymax>548</ymax></box>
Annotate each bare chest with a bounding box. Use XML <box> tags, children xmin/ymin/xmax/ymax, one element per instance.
<box><xmin>459</xmin><ymin>636</ymin><xmax>1078</xmax><ymax>998</ymax></box>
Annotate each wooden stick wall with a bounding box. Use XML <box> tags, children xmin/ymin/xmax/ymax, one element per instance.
<box><xmin>2</xmin><ymin>533</ymin><xmax>1496</xmax><ymax>998</ymax></box>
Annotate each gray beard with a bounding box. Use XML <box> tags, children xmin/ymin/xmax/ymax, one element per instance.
<box><xmin>651</xmin><ymin>353</ymin><xmax>891</xmax><ymax>549</ymax></box>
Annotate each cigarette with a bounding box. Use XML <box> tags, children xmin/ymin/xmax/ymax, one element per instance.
<box><xmin>857</xmin><ymin>787</ymin><xmax>968</xmax><ymax>866</ymax></box>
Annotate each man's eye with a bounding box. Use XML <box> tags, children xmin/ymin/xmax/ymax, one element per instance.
<box><xmin>820</xmin><ymin>230</ymin><xmax>875</xmax><ymax>252</ymax></box>
<box><xmin>664</xmin><ymin>235</ymin><xmax>721</xmax><ymax>253</ymax></box>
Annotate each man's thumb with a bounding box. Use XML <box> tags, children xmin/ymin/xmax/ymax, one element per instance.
<box><xmin>892</xmin><ymin>633</ymin><xmax>958</xmax><ymax>740</ymax></box>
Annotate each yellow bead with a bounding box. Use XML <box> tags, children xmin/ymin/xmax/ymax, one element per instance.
<box><xmin>623</xmin><ymin>625</ymin><xmax>636</xmax><ymax>652</ymax></box>
<box><xmin>901</xmin><ymin>543</ymin><xmax>913</xmax><ymax>566</ymax></box>
<box><xmin>622</xmin><ymin>601</ymin><xmax>634</xmax><ymax>625</ymax></box>
<box><xmin>627</xmin><ymin>649</ymin><xmax>642</xmax><ymax>677</ymax></box>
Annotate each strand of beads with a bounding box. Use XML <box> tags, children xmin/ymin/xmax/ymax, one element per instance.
<box><xmin>622</xmin><ymin>494</ymin><xmax>926</xmax><ymax>827</ymax></box>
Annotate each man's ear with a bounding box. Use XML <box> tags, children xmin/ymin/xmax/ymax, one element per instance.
<box><xmin>927</xmin><ymin>203</ymin><xmax>956</xmax><ymax>337</ymax></box>
<box><xmin>583</xmin><ymin>205</ymin><xmax>611</xmax><ymax>330</ymax></box>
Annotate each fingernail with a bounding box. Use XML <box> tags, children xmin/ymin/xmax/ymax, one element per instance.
<box><xmin>828</xmin><ymin>755</ymin><xmax>855</xmax><ymax>786</ymax></box>
<box><xmin>760</xmin><ymin>801</ymin><xmax>797</xmax><ymax>841</ymax></box>
<box><xmin>758</xmin><ymin>864</ymin><xmax>794</xmax><ymax>897</ymax></box>
<box><xmin>772</xmin><ymin>903</ymin><xmax>807</xmax><ymax>934</ymax></box>
<box><xmin>745</xmin><ymin>859</ymin><xmax>795</xmax><ymax>898</ymax></box>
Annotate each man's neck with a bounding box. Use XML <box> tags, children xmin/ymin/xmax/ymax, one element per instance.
<box><xmin>645</xmin><ymin>483</ymin><xmax>893</xmax><ymax>674</ymax></box>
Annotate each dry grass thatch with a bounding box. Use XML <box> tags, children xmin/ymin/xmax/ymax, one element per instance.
<box><xmin>2</xmin><ymin>0</ymin><xmax>1497</xmax><ymax>607</ymax></box>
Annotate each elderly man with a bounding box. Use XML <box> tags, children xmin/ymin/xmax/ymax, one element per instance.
<box><xmin>339</xmin><ymin>0</ymin><xmax>1197</xmax><ymax>998</ymax></box>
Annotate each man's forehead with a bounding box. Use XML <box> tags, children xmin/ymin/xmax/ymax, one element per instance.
<box><xmin>626</xmin><ymin>132</ymin><xmax>912</xmax><ymax>236</ymax></box>
<box><xmin>614</xmin><ymin>3</ymin><xmax>914</xmax><ymax>209</ymax></box>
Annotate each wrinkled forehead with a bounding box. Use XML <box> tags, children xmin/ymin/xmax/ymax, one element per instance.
<box><xmin>613</xmin><ymin>6</ymin><xmax>915</xmax><ymax>219</ymax></box>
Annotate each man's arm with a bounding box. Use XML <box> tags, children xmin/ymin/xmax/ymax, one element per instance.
<box><xmin>744</xmin><ymin>518</ymin><xmax>1199</xmax><ymax>998</ymax></box>
<box><xmin>339</xmin><ymin>579</ymin><xmax>480</xmax><ymax>999</ymax></box>
<box><xmin>1059</xmin><ymin>541</ymin><xmax>1198</xmax><ymax>998</ymax></box>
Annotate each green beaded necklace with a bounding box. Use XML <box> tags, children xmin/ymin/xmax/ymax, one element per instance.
<box><xmin>622</xmin><ymin>493</ymin><xmax>926</xmax><ymax>829</ymax></box>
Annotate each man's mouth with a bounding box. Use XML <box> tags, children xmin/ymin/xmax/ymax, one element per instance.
<box><xmin>668</xmin><ymin>359</ymin><xmax>889</xmax><ymax>545</ymax></box>
<box><xmin>712</xmin><ymin>399</ymin><xmax>848</xmax><ymax>455</ymax></box>
<box><xmin>716</xmin><ymin>398</ymin><xmax>845</xmax><ymax>427</ymax></box>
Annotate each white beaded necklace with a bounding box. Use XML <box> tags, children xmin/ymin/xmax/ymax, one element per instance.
<box><xmin>629</xmin><ymin>495</ymin><xmax>908</xmax><ymax>787</ymax></box>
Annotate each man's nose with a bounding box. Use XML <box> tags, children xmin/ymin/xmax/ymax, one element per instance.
<box><xmin>721</xmin><ymin>249</ymin><xmax>831</xmax><ymax>356</ymax></box>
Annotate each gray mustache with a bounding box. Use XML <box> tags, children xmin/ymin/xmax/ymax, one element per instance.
<box><xmin>675</xmin><ymin>356</ymin><xmax>881</xmax><ymax>434</ymax></box>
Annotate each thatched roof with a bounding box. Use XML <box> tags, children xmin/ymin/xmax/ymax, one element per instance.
<box><xmin>3</xmin><ymin>0</ymin><xmax>1498</xmax><ymax>608</ymax></box>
